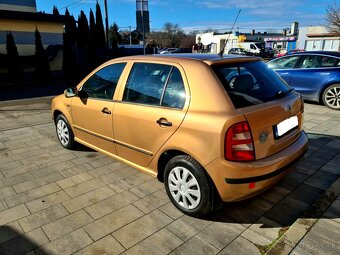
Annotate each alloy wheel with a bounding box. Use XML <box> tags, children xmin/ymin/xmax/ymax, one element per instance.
<box><xmin>324</xmin><ymin>86</ymin><xmax>340</xmax><ymax>109</ymax></box>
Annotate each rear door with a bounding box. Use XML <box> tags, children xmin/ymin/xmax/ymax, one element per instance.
<box><xmin>113</xmin><ymin>62</ymin><xmax>189</xmax><ymax>167</ymax></box>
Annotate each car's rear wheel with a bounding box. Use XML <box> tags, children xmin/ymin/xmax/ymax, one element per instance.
<box><xmin>322</xmin><ymin>84</ymin><xmax>340</xmax><ymax>110</ymax></box>
<box><xmin>164</xmin><ymin>155</ymin><xmax>213</xmax><ymax>217</ymax></box>
<box><xmin>56</xmin><ymin>114</ymin><xmax>75</xmax><ymax>149</ymax></box>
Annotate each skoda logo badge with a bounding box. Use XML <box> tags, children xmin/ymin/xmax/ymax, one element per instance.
<box><xmin>287</xmin><ymin>105</ymin><xmax>292</xmax><ymax>114</ymax></box>
<box><xmin>259</xmin><ymin>131</ymin><xmax>268</xmax><ymax>144</ymax></box>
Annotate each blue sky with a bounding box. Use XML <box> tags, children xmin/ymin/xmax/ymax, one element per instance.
<box><xmin>36</xmin><ymin>0</ymin><xmax>330</xmax><ymax>32</ymax></box>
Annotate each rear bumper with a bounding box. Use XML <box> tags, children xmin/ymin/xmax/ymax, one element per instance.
<box><xmin>205</xmin><ymin>131</ymin><xmax>308</xmax><ymax>202</ymax></box>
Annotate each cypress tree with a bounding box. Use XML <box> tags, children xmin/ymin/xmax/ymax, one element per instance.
<box><xmin>34</xmin><ymin>28</ymin><xmax>50</xmax><ymax>82</ymax></box>
<box><xmin>6</xmin><ymin>31</ymin><xmax>22</xmax><ymax>83</ymax></box>
<box><xmin>63</xmin><ymin>8</ymin><xmax>77</xmax><ymax>81</ymax></box>
<box><xmin>77</xmin><ymin>10</ymin><xmax>90</xmax><ymax>78</ymax></box>
<box><xmin>77</xmin><ymin>11</ymin><xmax>89</xmax><ymax>47</ymax></box>
<box><xmin>88</xmin><ymin>9</ymin><xmax>96</xmax><ymax>70</ymax></box>
<box><xmin>95</xmin><ymin>1</ymin><xmax>106</xmax><ymax>49</ymax></box>
<box><xmin>53</xmin><ymin>5</ymin><xmax>59</xmax><ymax>16</ymax></box>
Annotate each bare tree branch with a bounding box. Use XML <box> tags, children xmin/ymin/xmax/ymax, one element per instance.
<box><xmin>325</xmin><ymin>0</ymin><xmax>340</xmax><ymax>35</ymax></box>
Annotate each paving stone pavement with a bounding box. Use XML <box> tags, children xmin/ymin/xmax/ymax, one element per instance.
<box><xmin>0</xmin><ymin>100</ymin><xmax>339</xmax><ymax>255</ymax></box>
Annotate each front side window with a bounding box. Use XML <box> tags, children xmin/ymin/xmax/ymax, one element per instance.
<box><xmin>123</xmin><ymin>63</ymin><xmax>186</xmax><ymax>108</ymax></box>
<box><xmin>267</xmin><ymin>56</ymin><xmax>300</xmax><ymax>69</ymax></box>
<box><xmin>81</xmin><ymin>63</ymin><xmax>126</xmax><ymax>99</ymax></box>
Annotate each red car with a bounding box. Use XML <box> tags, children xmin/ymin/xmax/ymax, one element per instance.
<box><xmin>275</xmin><ymin>49</ymin><xmax>305</xmax><ymax>58</ymax></box>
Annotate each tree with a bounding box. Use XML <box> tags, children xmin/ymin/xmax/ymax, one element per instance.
<box><xmin>6</xmin><ymin>31</ymin><xmax>22</xmax><ymax>83</ymax></box>
<box><xmin>53</xmin><ymin>5</ymin><xmax>59</xmax><ymax>16</ymax></box>
<box><xmin>77</xmin><ymin>10</ymin><xmax>89</xmax><ymax>47</ymax></box>
<box><xmin>120</xmin><ymin>29</ymin><xmax>142</xmax><ymax>45</ymax></box>
<box><xmin>77</xmin><ymin>10</ymin><xmax>90</xmax><ymax>78</ymax></box>
<box><xmin>325</xmin><ymin>1</ymin><xmax>340</xmax><ymax>35</ymax></box>
<box><xmin>109</xmin><ymin>23</ymin><xmax>122</xmax><ymax>57</ymax></box>
<box><xmin>34</xmin><ymin>28</ymin><xmax>50</xmax><ymax>82</ymax></box>
<box><xmin>63</xmin><ymin>8</ymin><xmax>77</xmax><ymax>81</ymax></box>
<box><xmin>95</xmin><ymin>1</ymin><xmax>106</xmax><ymax>49</ymax></box>
<box><xmin>88</xmin><ymin>9</ymin><xmax>96</xmax><ymax>70</ymax></box>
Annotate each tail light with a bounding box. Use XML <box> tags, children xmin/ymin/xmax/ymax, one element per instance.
<box><xmin>226</xmin><ymin>121</ymin><xmax>255</xmax><ymax>161</ymax></box>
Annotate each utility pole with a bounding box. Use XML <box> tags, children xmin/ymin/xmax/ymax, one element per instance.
<box><xmin>129</xmin><ymin>25</ymin><xmax>132</xmax><ymax>45</ymax></box>
<box><xmin>104</xmin><ymin>0</ymin><xmax>109</xmax><ymax>49</ymax></box>
<box><xmin>141</xmin><ymin>9</ymin><xmax>145</xmax><ymax>55</ymax></box>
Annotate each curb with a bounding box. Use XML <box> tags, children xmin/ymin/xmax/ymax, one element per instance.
<box><xmin>265</xmin><ymin>177</ymin><xmax>340</xmax><ymax>255</ymax></box>
<box><xmin>0</xmin><ymin>96</ymin><xmax>54</xmax><ymax>107</ymax></box>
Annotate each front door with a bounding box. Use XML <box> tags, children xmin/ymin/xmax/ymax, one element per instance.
<box><xmin>113</xmin><ymin>62</ymin><xmax>189</xmax><ymax>167</ymax></box>
<box><xmin>71</xmin><ymin>62</ymin><xmax>127</xmax><ymax>154</ymax></box>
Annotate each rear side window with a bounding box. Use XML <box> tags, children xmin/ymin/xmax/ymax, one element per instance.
<box><xmin>123</xmin><ymin>63</ymin><xmax>186</xmax><ymax>108</ymax></box>
<box><xmin>213</xmin><ymin>61</ymin><xmax>291</xmax><ymax>108</ymax></box>
<box><xmin>123</xmin><ymin>63</ymin><xmax>172</xmax><ymax>106</ymax></box>
<box><xmin>161</xmin><ymin>68</ymin><xmax>186</xmax><ymax>109</ymax></box>
<box><xmin>300</xmin><ymin>55</ymin><xmax>338</xmax><ymax>68</ymax></box>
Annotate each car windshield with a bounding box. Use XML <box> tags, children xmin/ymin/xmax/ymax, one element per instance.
<box><xmin>212</xmin><ymin>61</ymin><xmax>291</xmax><ymax>108</ymax></box>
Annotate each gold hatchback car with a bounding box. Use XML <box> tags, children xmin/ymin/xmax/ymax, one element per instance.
<box><xmin>52</xmin><ymin>54</ymin><xmax>308</xmax><ymax>217</ymax></box>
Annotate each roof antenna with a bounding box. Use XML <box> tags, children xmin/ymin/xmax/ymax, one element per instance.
<box><xmin>218</xmin><ymin>9</ymin><xmax>241</xmax><ymax>57</ymax></box>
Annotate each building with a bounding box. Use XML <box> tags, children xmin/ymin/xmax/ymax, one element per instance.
<box><xmin>196</xmin><ymin>22</ymin><xmax>300</xmax><ymax>54</ymax></box>
<box><xmin>297</xmin><ymin>26</ymin><xmax>340</xmax><ymax>51</ymax></box>
<box><xmin>0</xmin><ymin>0</ymin><xmax>67</xmax><ymax>79</ymax></box>
<box><xmin>136</xmin><ymin>0</ymin><xmax>150</xmax><ymax>34</ymax></box>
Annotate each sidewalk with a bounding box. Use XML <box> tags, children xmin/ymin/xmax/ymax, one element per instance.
<box><xmin>0</xmin><ymin>99</ymin><xmax>339</xmax><ymax>255</ymax></box>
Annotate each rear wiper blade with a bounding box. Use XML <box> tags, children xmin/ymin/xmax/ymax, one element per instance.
<box><xmin>275</xmin><ymin>88</ymin><xmax>294</xmax><ymax>98</ymax></box>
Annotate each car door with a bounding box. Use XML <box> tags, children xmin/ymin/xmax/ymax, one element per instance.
<box><xmin>71</xmin><ymin>62</ymin><xmax>127</xmax><ymax>154</ymax></box>
<box><xmin>113</xmin><ymin>62</ymin><xmax>189</xmax><ymax>167</ymax></box>
<box><xmin>289</xmin><ymin>55</ymin><xmax>339</xmax><ymax>100</ymax></box>
<box><xmin>268</xmin><ymin>55</ymin><xmax>301</xmax><ymax>85</ymax></box>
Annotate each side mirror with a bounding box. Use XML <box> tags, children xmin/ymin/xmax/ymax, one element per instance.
<box><xmin>64</xmin><ymin>87</ymin><xmax>77</xmax><ymax>98</ymax></box>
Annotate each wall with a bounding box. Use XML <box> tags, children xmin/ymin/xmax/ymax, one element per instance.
<box><xmin>0</xmin><ymin>0</ymin><xmax>36</xmax><ymax>13</ymax></box>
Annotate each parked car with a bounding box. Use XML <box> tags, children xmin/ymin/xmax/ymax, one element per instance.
<box><xmin>260</xmin><ymin>47</ymin><xmax>276</xmax><ymax>58</ymax></box>
<box><xmin>275</xmin><ymin>49</ymin><xmax>305</xmax><ymax>58</ymax></box>
<box><xmin>228</xmin><ymin>48</ymin><xmax>253</xmax><ymax>56</ymax></box>
<box><xmin>52</xmin><ymin>54</ymin><xmax>308</xmax><ymax>217</ymax></box>
<box><xmin>268</xmin><ymin>51</ymin><xmax>340</xmax><ymax>110</ymax></box>
<box><xmin>159</xmin><ymin>48</ymin><xmax>178</xmax><ymax>54</ymax></box>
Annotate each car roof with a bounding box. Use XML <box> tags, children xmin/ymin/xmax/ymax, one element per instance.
<box><xmin>291</xmin><ymin>51</ymin><xmax>340</xmax><ymax>58</ymax></box>
<box><xmin>116</xmin><ymin>53</ymin><xmax>261</xmax><ymax>65</ymax></box>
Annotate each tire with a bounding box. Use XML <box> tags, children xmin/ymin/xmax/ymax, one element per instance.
<box><xmin>55</xmin><ymin>114</ymin><xmax>75</xmax><ymax>149</ymax></box>
<box><xmin>322</xmin><ymin>84</ymin><xmax>340</xmax><ymax>110</ymax></box>
<box><xmin>164</xmin><ymin>155</ymin><xmax>214</xmax><ymax>217</ymax></box>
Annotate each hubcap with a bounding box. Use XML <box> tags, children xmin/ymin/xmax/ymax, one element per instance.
<box><xmin>325</xmin><ymin>87</ymin><xmax>340</xmax><ymax>109</ymax></box>
<box><xmin>168</xmin><ymin>166</ymin><xmax>201</xmax><ymax>210</ymax></box>
<box><xmin>57</xmin><ymin>120</ymin><xmax>70</xmax><ymax>146</ymax></box>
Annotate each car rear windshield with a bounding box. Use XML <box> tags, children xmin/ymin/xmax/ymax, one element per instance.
<box><xmin>212</xmin><ymin>61</ymin><xmax>292</xmax><ymax>108</ymax></box>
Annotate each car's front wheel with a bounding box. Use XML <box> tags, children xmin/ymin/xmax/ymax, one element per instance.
<box><xmin>164</xmin><ymin>155</ymin><xmax>213</xmax><ymax>217</ymax></box>
<box><xmin>322</xmin><ymin>84</ymin><xmax>340</xmax><ymax>110</ymax></box>
<box><xmin>56</xmin><ymin>114</ymin><xmax>75</xmax><ymax>149</ymax></box>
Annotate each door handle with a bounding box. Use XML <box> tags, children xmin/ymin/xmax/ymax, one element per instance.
<box><xmin>281</xmin><ymin>72</ymin><xmax>289</xmax><ymax>75</ymax></box>
<box><xmin>157</xmin><ymin>118</ymin><xmax>172</xmax><ymax>127</ymax></box>
<box><xmin>101</xmin><ymin>107</ymin><xmax>111</xmax><ymax>115</ymax></box>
